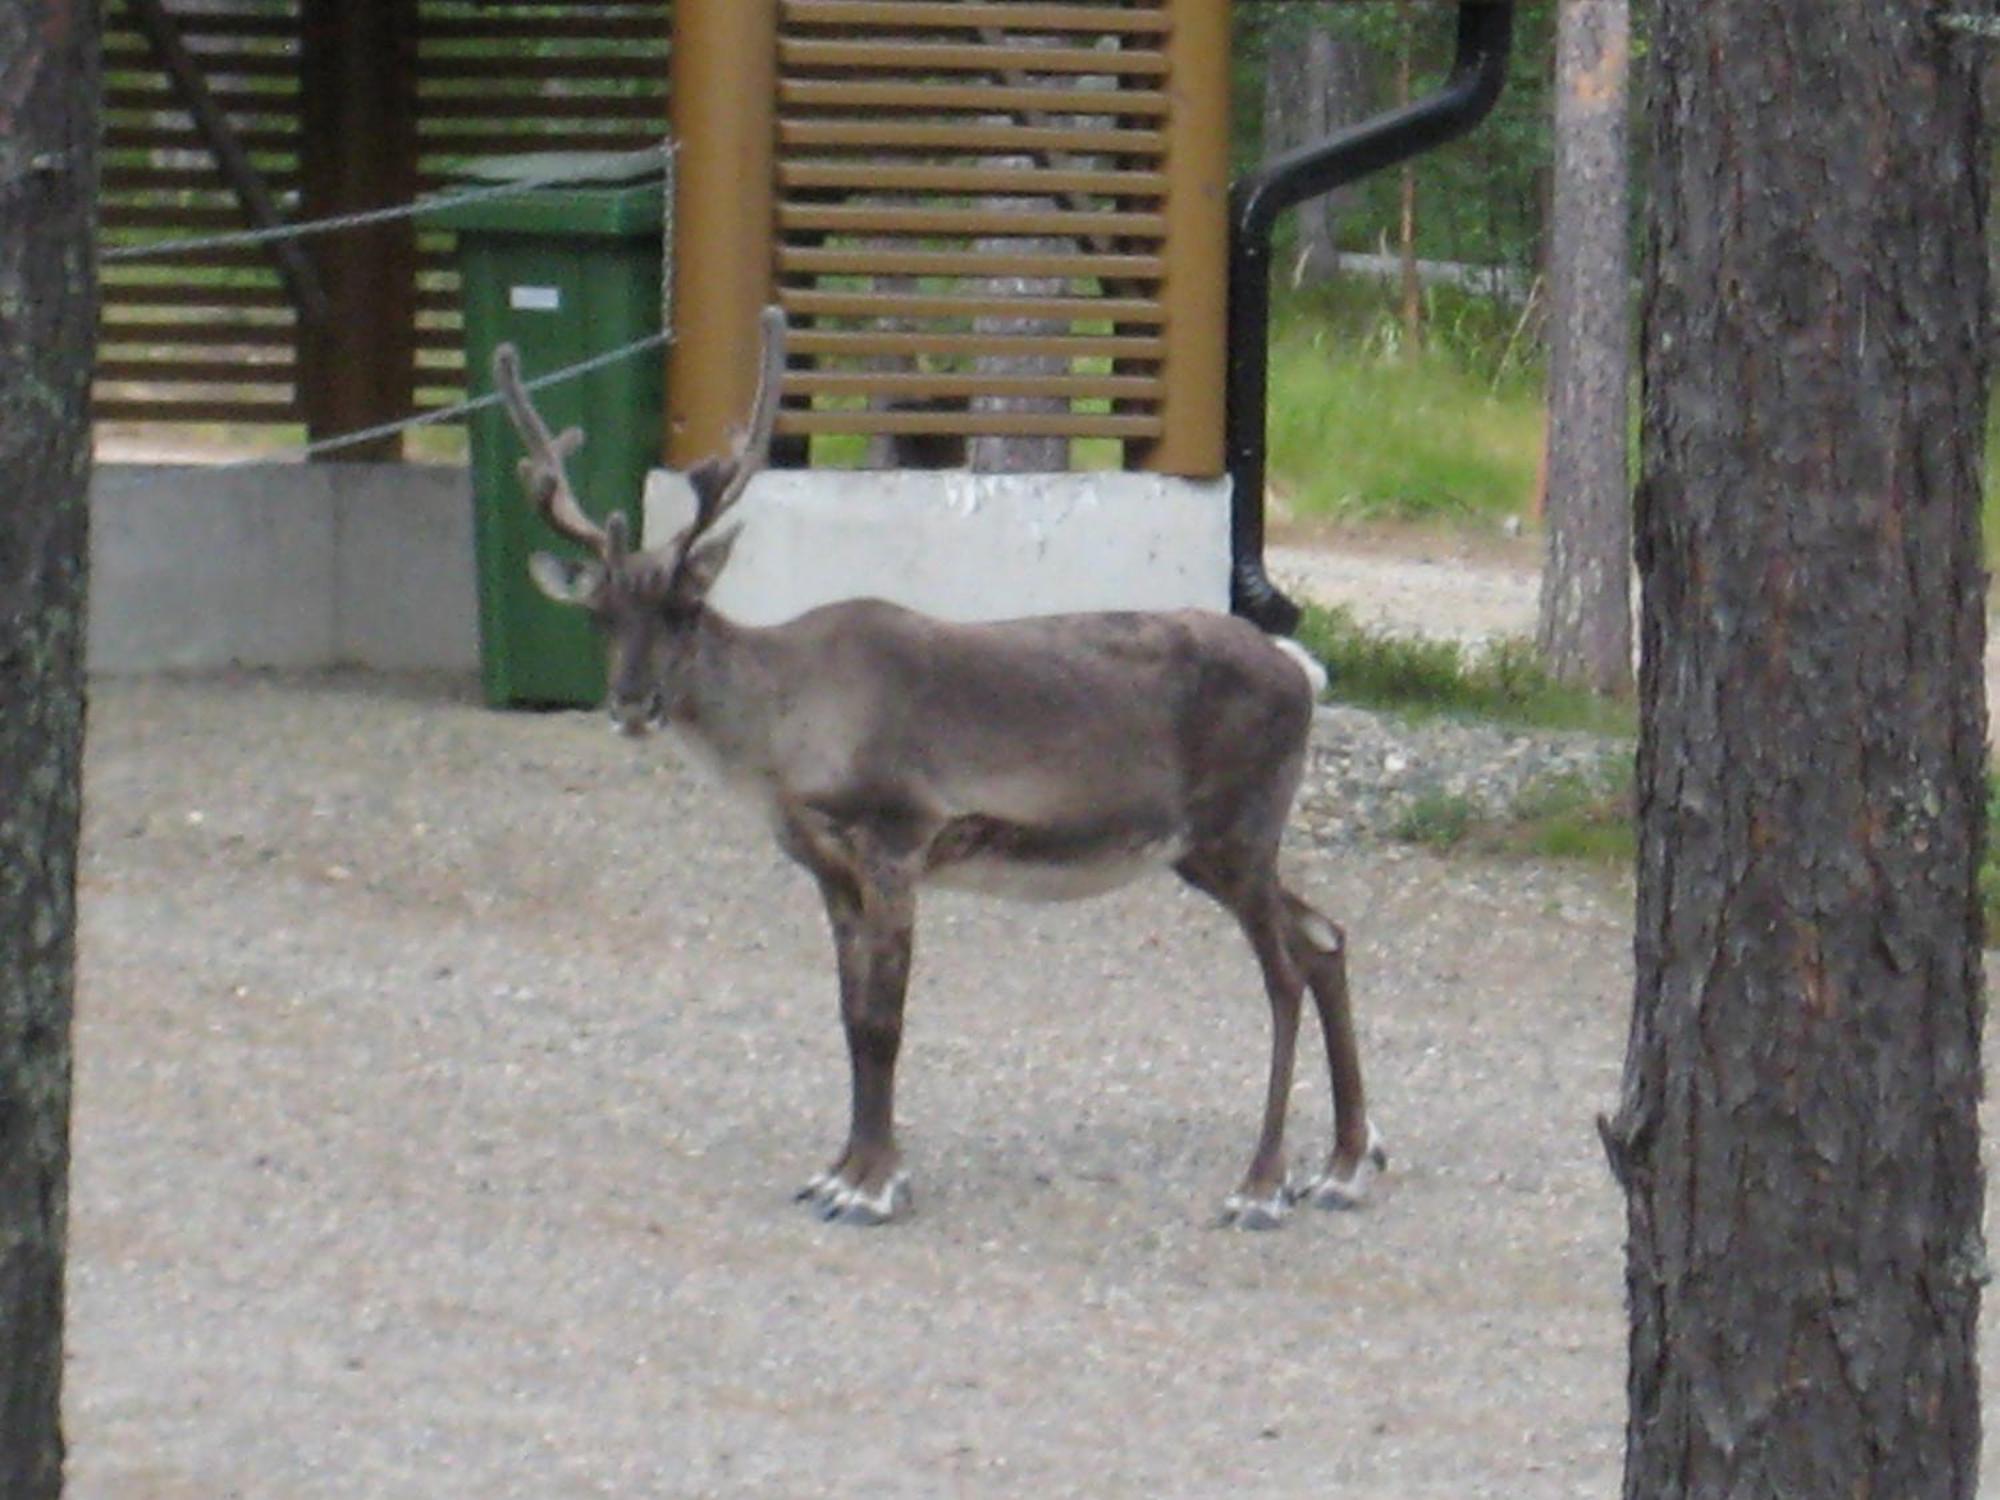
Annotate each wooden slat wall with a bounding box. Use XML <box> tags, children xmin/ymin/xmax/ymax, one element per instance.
<box><xmin>96</xmin><ymin>0</ymin><xmax>670</xmax><ymax>435</ymax></box>
<box><xmin>413</xmin><ymin>0</ymin><xmax>670</xmax><ymax>413</ymax></box>
<box><xmin>773</xmin><ymin>0</ymin><xmax>1174</xmax><ymax>450</ymax></box>
<box><xmin>99</xmin><ymin>0</ymin><xmax>306</xmax><ymax>426</ymax></box>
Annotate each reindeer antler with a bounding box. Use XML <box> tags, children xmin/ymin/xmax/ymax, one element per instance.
<box><xmin>691</xmin><ymin>304</ymin><xmax>788</xmax><ymax>537</ymax></box>
<box><xmin>491</xmin><ymin>342</ymin><xmax>613</xmax><ymax>558</ymax></box>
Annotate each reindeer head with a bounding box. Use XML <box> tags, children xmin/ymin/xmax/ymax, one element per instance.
<box><xmin>493</xmin><ymin>307</ymin><xmax>786</xmax><ymax>735</ymax></box>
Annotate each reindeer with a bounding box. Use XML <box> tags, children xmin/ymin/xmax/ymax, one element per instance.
<box><xmin>491</xmin><ymin>307</ymin><xmax>1385</xmax><ymax>1228</ymax></box>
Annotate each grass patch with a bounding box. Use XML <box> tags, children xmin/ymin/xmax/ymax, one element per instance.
<box><xmin>1392</xmin><ymin>791</ymin><xmax>1479</xmax><ymax>851</ymax></box>
<box><xmin>1501</xmin><ymin>769</ymin><xmax>1637</xmax><ymax>865</ymax></box>
<box><xmin>1390</xmin><ymin>765</ymin><xmax>1636</xmax><ymax>868</ymax></box>
<box><xmin>1295</xmin><ymin>601</ymin><xmax>1634</xmax><ymax>736</ymax></box>
<box><xmin>1266</xmin><ymin>284</ymin><xmax>1545</xmax><ymax>528</ymax></box>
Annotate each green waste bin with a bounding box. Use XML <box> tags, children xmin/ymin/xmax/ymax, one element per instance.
<box><xmin>437</xmin><ymin>149</ymin><xmax>668</xmax><ymax>708</ymax></box>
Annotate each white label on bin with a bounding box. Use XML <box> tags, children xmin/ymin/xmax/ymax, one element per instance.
<box><xmin>509</xmin><ymin>285</ymin><xmax>562</xmax><ymax>312</ymax></box>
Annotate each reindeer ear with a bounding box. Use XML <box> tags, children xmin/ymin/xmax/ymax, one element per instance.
<box><xmin>528</xmin><ymin>551</ymin><xmax>604</xmax><ymax>607</ymax></box>
<box><xmin>672</xmin><ymin>525</ymin><xmax>741</xmax><ymax>605</ymax></box>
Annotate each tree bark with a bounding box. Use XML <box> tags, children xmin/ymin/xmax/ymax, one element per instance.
<box><xmin>0</xmin><ymin>1</ymin><xmax>96</xmax><ymax>1495</ymax></box>
<box><xmin>1395</xmin><ymin>0</ymin><xmax>1421</xmax><ymax>355</ymax></box>
<box><xmin>1261</xmin><ymin>15</ymin><xmax>1366</xmax><ymax>287</ymax></box>
<box><xmin>1607</xmin><ymin>6</ymin><xmax>1988</xmax><ymax>1496</ymax></box>
<box><xmin>1536</xmin><ymin>0</ymin><xmax>1631</xmax><ymax>696</ymax></box>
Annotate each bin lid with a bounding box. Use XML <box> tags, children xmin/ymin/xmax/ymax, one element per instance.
<box><xmin>428</xmin><ymin>147</ymin><xmax>671</xmax><ymax>237</ymax></box>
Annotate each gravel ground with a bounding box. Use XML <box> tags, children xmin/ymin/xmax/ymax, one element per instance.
<box><xmin>64</xmin><ymin>547</ymin><xmax>2000</xmax><ymax>1497</ymax></box>
<box><xmin>71</xmin><ymin>668</ymin><xmax>1637</xmax><ymax>1499</ymax></box>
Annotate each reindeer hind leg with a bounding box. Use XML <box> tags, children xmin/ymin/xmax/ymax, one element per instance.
<box><xmin>1282</xmin><ymin>887</ymin><xmax>1386</xmax><ymax>1210</ymax></box>
<box><xmin>1177</xmin><ymin>854</ymin><xmax>1305</xmax><ymax>1230</ymax></box>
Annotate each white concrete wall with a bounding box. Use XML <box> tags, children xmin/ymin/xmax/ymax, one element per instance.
<box><xmin>89</xmin><ymin>463</ymin><xmax>1233</xmax><ymax>675</ymax></box>
<box><xmin>90</xmin><ymin>464</ymin><xmax>480</xmax><ymax>675</ymax></box>
<box><xmin>645</xmin><ymin>468</ymin><xmax>1233</xmax><ymax>626</ymax></box>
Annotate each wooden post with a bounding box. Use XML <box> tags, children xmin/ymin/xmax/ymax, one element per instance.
<box><xmin>667</xmin><ymin>0</ymin><xmax>779</xmax><ymax>466</ymax></box>
<box><xmin>298</xmin><ymin>0</ymin><xmax>418</xmax><ymax>461</ymax></box>
<box><xmin>1135</xmin><ymin>0</ymin><xmax>1228</xmax><ymax>477</ymax></box>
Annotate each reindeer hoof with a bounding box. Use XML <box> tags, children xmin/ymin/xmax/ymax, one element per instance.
<box><xmin>796</xmin><ymin>1168</ymin><xmax>911</xmax><ymax>1226</ymax></box>
<box><xmin>1217</xmin><ymin>1188</ymin><xmax>1291</xmax><ymax>1231</ymax></box>
<box><xmin>1297</xmin><ymin>1124</ymin><xmax>1389</xmax><ymax>1211</ymax></box>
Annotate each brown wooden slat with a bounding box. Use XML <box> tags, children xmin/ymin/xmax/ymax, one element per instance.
<box><xmin>103</xmin><ymin>45</ymin><xmax>299</xmax><ymax>78</ymax></box>
<box><xmin>779</xmin><ymin>78</ymin><xmax>1168</xmax><ymax>116</ymax></box>
<box><xmin>97</xmin><ymin>358</ymin><xmax>297</xmax><ymax>382</ymax></box>
<box><xmin>781</xmin><ymin>2</ymin><xmax>1169</xmax><ymax>33</ymax></box>
<box><xmin>106</xmin><ymin>125</ymin><xmax>301</xmax><ymax>152</ymax></box>
<box><xmin>100</xmin><ymin>320</ymin><xmax>294</xmax><ymax>346</ymax></box>
<box><xmin>780</xmin><ymin>245</ymin><xmax>1161</xmax><ymax>281</ymax></box>
<box><xmin>782</xmin><ymin>288</ymin><xmax>1163</xmax><ymax>324</ymax></box>
<box><xmin>778</xmin><ymin>408</ymin><xmax>1161</xmax><ymax>439</ymax></box>
<box><xmin>109</xmin><ymin>80</ymin><xmax>299</xmax><ymax>106</ymax></box>
<box><xmin>104</xmin><ymin>9</ymin><xmax>296</xmax><ymax>37</ymax></box>
<box><xmin>779</xmin><ymin>38</ymin><xmax>1166</xmax><ymax>77</ymax></box>
<box><xmin>778</xmin><ymin>160</ymin><xmax>1165</xmax><ymax>197</ymax></box>
<box><xmin>102</xmin><ymin>282</ymin><xmax>288</xmax><ymax>308</ymax></box>
<box><xmin>92</xmin><ymin>399</ymin><xmax>303</xmax><ymax>422</ymax></box>
<box><xmin>779</xmin><ymin>118</ymin><xmax>1163</xmax><ymax>156</ymax></box>
<box><xmin>790</xmin><ymin>371</ymin><xmax>1162</xmax><ymax>400</ymax></box>
<box><xmin>99</xmin><ymin>243</ymin><xmax>292</xmax><ymax>268</ymax></box>
<box><xmin>789</xmin><ymin>328</ymin><xmax>1164</xmax><ymax>361</ymax></box>
<box><xmin>104</xmin><ymin>166</ymin><xmax>301</xmax><ymax>193</ymax></box>
<box><xmin>102</xmin><ymin>204</ymin><xmax>279</xmax><ymax>230</ymax></box>
<box><xmin>780</xmin><ymin>202</ymin><xmax>1163</xmax><ymax>239</ymax></box>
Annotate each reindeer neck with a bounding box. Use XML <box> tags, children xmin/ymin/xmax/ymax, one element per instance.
<box><xmin>667</xmin><ymin>607</ymin><xmax>782</xmax><ymax>776</ymax></box>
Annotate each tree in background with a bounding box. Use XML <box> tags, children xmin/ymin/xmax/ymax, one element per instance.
<box><xmin>0</xmin><ymin>0</ymin><xmax>97</xmax><ymax>1493</ymax></box>
<box><xmin>1259</xmin><ymin>5</ymin><xmax>1371</xmax><ymax>286</ymax></box>
<box><xmin>1603</xmin><ymin>5</ymin><xmax>1987</xmax><ymax>1493</ymax></box>
<box><xmin>1535</xmin><ymin>0</ymin><xmax>1631</xmax><ymax>694</ymax></box>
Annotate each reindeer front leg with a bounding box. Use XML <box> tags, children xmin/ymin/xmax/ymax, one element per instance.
<box><xmin>795</xmin><ymin>849</ymin><xmax>917</xmax><ymax>1226</ymax></box>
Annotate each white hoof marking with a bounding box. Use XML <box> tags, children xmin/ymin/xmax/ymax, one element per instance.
<box><xmin>1304</xmin><ymin>1120</ymin><xmax>1388</xmax><ymax>1211</ymax></box>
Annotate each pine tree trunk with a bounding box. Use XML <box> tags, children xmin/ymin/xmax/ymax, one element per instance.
<box><xmin>1261</xmin><ymin>17</ymin><xmax>1366</xmax><ymax>287</ymax></box>
<box><xmin>0</xmin><ymin>1</ymin><xmax>97</xmax><ymax>1495</ymax></box>
<box><xmin>1606</xmin><ymin>6</ymin><xmax>1989</xmax><ymax>1494</ymax></box>
<box><xmin>1536</xmin><ymin>0</ymin><xmax>1631</xmax><ymax>696</ymax></box>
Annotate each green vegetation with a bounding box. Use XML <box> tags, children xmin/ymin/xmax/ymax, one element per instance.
<box><xmin>1295</xmin><ymin>600</ymin><xmax>1633</xmax><ymax>736</ymax></box>
<box><xmin>1386</xmin><ymin>765</ymin><xmax>1633</xmax><ymax>864</ymax></box>
<box><xmin>1267</xmin><ymin>284</ymin><xmax>1546</xmax><ymax>528</ymax></box>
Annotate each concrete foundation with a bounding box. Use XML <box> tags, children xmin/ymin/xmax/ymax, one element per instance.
<box><xmin>90</xmin><ymin>463</ymin><xmax>480</xmax><ymax>676</ymax></box>
<box><xmin>645</xmin><ymin>468</ymin><xmax>1233</xmax><ymax>626</ymax></box>
<box><xmin>89</xmin><ymin>463</ymin><xmax>1232</xmax><ymax>675</ymax></box>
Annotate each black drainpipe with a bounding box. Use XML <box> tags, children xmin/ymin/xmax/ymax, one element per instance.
<box><xmin>1226</xmin><ymin>0</ymin><xmax>1516</xmax><ymax>633</ymax></box>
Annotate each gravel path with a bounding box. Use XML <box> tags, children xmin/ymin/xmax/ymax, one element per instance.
<box><xmin>1269</xmin><ymin>542</ymin><xmax>1539</xmax><ymax>647</ymax></box>
<box><xmin>64</xmin><ymin>542</ymin><xmax>2000</xmax><ymax>1497</ymax></box>
<box><xmin>72</xmin><ymin>671</ymin><xmax>1636</xmax><ymax>1499</ymax></box>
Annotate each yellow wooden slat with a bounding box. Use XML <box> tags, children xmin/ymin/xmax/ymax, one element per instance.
<box><xmin>779</xmin><ymin>408</ymin><xmax>1161</xmax><ymax>439</ymax></box>
<box><xmin>779</xmin><ymin>78</ymin><xmax>1169</xmax><ymax>116</ymax></box>
<box><xmin>789</xmin><ymin>371</ymin><xmax>1163</xmax><ymax>401</ymax></box>
<box><xmin>780</xmin><ymin>246</ymin><xmax>1162</xmax><ymax>281</ymax></box>
<box><xmin>779</xmin><ymin>38</ymin><xmax>1166</xmax><ymax>77</ymax></box>
<box><xmin>780</xmin><ymin>2</ymin><xmax>1170</xmax><ymax>34</ymax></box>
<box><xmin>780</xmin><ymin>202</ymin><xmax>1164</xmax><ymax>239</ymax></box>
<box><xmin>788</xmin><ymin>329</ymin><xmax>1165</xmax><ymax>361</ymax></box>
<box><xmin>779</xmin><ymin>118</ymin><xmax>1163</xmax><ymax>156</ymax></box>
<box><xmin>781</xmin><ymin>288</ymin><xmax>1165</xmax><ymax>324</ymax></box>
<box><xmin>778</xmin><ymin>160</ymin><xmax>1165</xmax><ymax>197</ymax></box>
